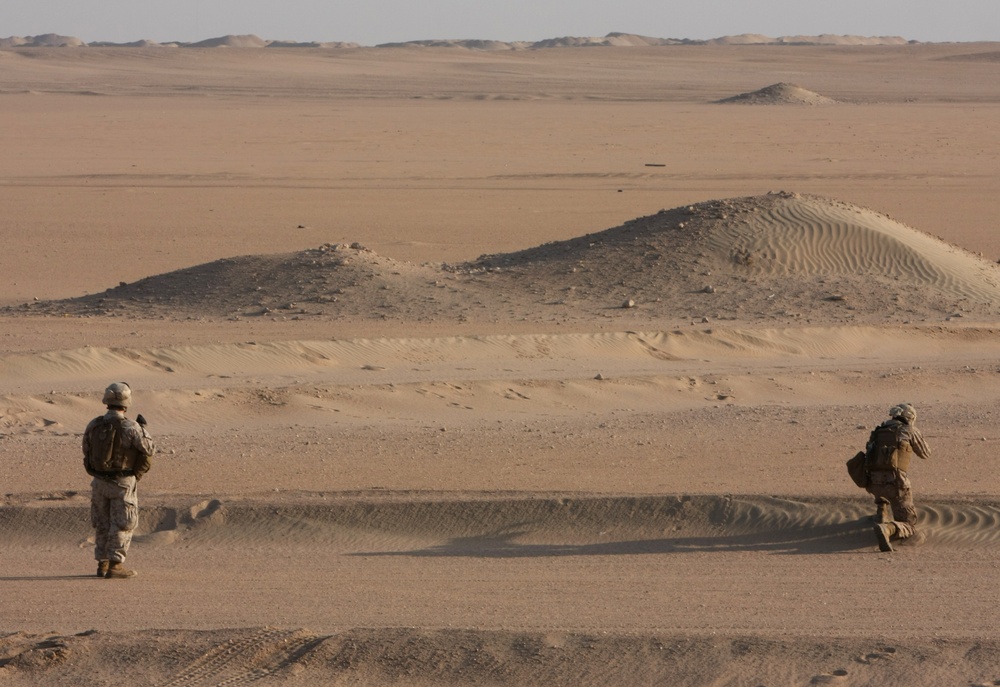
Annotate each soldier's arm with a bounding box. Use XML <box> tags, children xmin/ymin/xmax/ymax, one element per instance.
<box><xmin>82</xmin><ymin>420</ymin><xmax>97</xmax><ymax>476</ymax></box>
<box><xmin>911</xmin><ymin>428</ymin><xmax>931</xmax><ymax>459</ymax></box>
<box><xmin>120</xmin><ymin>421</ymin><xmax>155</xmax><ymax>457</ymax></box>
<box><xmin>135</xmin><ymin>424</ymin><xmax>156</xmax><ymax>457</ymax></box>
<box><xmin>81</xmin><ymin>419</ymin><xmax>94</xmax><ymax>456</ymax></box>
<box><xmin>125</xmin><ymin>421</ymin><xmax>156</xmax><ymax>481</ymax></box>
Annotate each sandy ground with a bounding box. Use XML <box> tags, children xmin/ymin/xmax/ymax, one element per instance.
<box><xmin>2</xmin><ymin>42</ymin><xmax>1000</xmax><ymax>686</ymax></box>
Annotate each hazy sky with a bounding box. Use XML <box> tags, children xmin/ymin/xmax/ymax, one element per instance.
<box><xmin>5</xmin><ymin>0</ymin><xmax>997</xmax><ymax>45</ymax></box>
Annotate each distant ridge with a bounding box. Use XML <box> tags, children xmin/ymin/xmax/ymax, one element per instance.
<box><xmin>186</xmin><ymin>34</ymin><xmax>269</xmax><ymax>49</ymax></box>
<box><xmin>1</xmin><ymin>32</ymin><xmax>915</xmax><ymax>51</ymax></box>
<box><xmin>707</xmin><ymin>33</ymin><xmax>909</xmax><ymax>46</ymax></box>
<box><xmin>0</xmin><ymin>33</ymin><xmax>87</xmax><ymax>48</ymax></box>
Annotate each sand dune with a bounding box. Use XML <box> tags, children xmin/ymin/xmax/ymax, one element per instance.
<box><xmin>186</xmin><ymin>34</ymin><xmax>268</xmax><ymax>49</ymax></box>
<box><xmin>717</xmin><ymin>82</ymin><xmax>837</xmax><ymax>105</ymax></box>
<box><xmin>12</xmin><ymin>193</ymin><xmax>1000</xmax><ymax>326</ymax></box>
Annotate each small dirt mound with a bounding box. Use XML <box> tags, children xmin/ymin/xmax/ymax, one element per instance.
<box><xmin>717</xmin><ymin>82</ymin><xmax>836</xmax><ymax>105</ymax></box>
<box><xmin>12</xmin><ymin>242</ymin><xmax>458</xmax><ymax>322</ymax></box>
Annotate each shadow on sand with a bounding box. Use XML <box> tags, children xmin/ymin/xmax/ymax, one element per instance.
<box><xmin>352</xmin><ymin>516</ymin><xmax>878</xmax><ymax>559</ymax></box>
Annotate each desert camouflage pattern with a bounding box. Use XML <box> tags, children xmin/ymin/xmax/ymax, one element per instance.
<box><xmin>83</xmin><ymin>409</ymin><xmax>155</xmax><ymax>475</ymax></box>
<box><xmin>868</xmin><ymin>471</ymin><xmax>917</xmax><ymax>537</ymax></box>
<box><xmin>102</xmin><ymin>381</ymin><xmax>132</xmax><ymax>409</ymax></box>
<box><xmin>84</xmin><ymin>407</ymin><xmax>154</xmax><ymax>564</ymax></box>
<box><xmin>897</xmin><ymin>421</ymin><xmax>931</xmax><ymax>462</ymax></box>
<box><xmin>90</xmin><ymin>475</ymin><xmax>139</xmax><ymax>563</ymax></box>
<box><xmin>865</xmin><ymin>416</ymin><xmax>929</xmax><ymax>541</ymax></box>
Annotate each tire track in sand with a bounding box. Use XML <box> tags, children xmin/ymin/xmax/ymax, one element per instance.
<box><xmin>155</xmin><ymin>628</ymin><xmax>323</xmax><ymax>687</ymax></box>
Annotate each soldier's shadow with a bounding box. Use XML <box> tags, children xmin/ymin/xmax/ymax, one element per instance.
<box><xmin>0</xmin><ymin>575</ymin><xmax>100</xmax><ymax>581</ymax></box>
<box><xmin>352</xmin><ymin>516</ymin><xmax>878</xmax><ymax>558</ymax></box>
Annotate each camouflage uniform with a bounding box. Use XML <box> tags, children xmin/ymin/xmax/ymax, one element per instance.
<box><xmin>865</xmin><ymin>404</ymin><xmax>930</xmax><ymax>549</ymax></box>
<box><xmin>83</xmin><ymin>405</ymin><xmax>155</xmax><ymax>571</ymax></box>
<box><xmin>89</xmin><ymin>467</ymin><xmax>140</xmax><ymax>564</ymax></box>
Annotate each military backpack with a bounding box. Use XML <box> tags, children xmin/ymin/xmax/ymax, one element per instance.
<box><xmin>86</xmin><ymin>416</ymin><xmax>126</xmax><ymax>473</ymax></box>
<box><xmin>866</xmin><ymin>422</ymin><xmax>907</xmax><ymax>472</ymax></box>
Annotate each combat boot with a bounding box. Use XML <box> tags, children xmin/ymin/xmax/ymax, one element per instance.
<box><xmin>105</xmin><ymin>561</ymin><xmax>137</xmax><ymax>579</ymax></box>
<box><xmin>873</xmin><ymin>522</ymin><xmax>896</xmax><ymax>552</ymax></box>
<box><xmin>897</xmin><ymin>530</ymin><xmax>927</xmax><ymax>547</ymax></box>
<box><xmin>96</xmin><ymin>560</ymin><xmax>109</xmax><ymax>577</ymax></box>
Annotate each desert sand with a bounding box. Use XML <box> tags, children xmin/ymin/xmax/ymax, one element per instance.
<box><xmin>2</xmin><ymin>40</ymin><xmax>1000</xmax><ymax>686</ymax></box>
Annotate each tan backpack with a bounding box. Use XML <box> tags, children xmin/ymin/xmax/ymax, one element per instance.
<box><xmin>86</xmin><ymin>416</ymin><xmax>125</xmax><ymax>473</ymax></box>
<box><xmin>866</xmin><ymin>423</ymin><xmax>903</xmax><ymax>471</ymax></box>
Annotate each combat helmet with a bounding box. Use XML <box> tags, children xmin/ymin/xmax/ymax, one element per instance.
<box><xmin>889</xmin><ymin>402</ymin><xmax>916</xmax><ymax>423</ymax></box>
<box><xmin>102</xmin><ymin>382</ymin><xmax>132</xmax><ymax>409</ymax></box>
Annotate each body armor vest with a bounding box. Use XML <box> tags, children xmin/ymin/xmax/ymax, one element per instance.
<box><xmin>86</xmin><ymin>416</ymin><xmax>137</xmax><ymax>473</ymax></box>
<box><xmin>867</xmin><ymin>422</ymin><xmax>913</xmax><ymax>473</ymax></box>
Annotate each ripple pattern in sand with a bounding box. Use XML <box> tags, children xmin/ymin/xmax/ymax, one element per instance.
<box><xmin>710</xmin><ymin>196</ymin><xmax>1000</xmax><ymax>302</ymax></box>
<box><xmin>7</xmin><ymin>494</ymin><xmax>1000</xmax><ymax>553</ymax></box>
<box><xmin>918</xmin><ymin>501</ymin><xmax>1000</xmax><ymax>546</ymax></box>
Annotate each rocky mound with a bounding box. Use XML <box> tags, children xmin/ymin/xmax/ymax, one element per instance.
<box><xmin>13</xmin><ymin>194</ymin><xmax>1000</xmax><ymax>326</ymax></box>
<box><xmin>717</xmin><ymin>83</ymin><xmax>836</xmax><ymax>105</ymax></box>
<box><xmin>13</xmin><ymin>242</ymin><xmax>472</xmax><ymax>322</ymax></box>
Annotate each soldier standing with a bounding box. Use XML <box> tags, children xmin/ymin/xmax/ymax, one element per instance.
<box><xmin>83</xmin><ymin>382</ymin><xmax>156</xmax><ymax>578</ymax></box>
<box><xmin>865</xmin><ymin>403</ymin><xmax>930</xmax><ymax>552</ymax></box>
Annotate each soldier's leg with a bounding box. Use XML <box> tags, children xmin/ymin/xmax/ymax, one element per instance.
<box><xmin>889</xmin><ymin>473</ymin><xmax>918</xmax><ymax>540</ymax></box>
<box><xmin>866</xmin><ymin>481</ymin><xmax>897</xmax><ymax>551</ymax></box>
<box><xmin>874</xmin><ymin>497</ymin><xmax>892</xmax><ymax>524</ymax></box>
<box><xmin>107</xmin><ymin>477</ymin><xmax>139</xmax><ymax>564</ymax></box>
<box><xmin>90</xmin><ymin>478</ymin><xmax>113</xmax><ymax>562</ymax></box>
